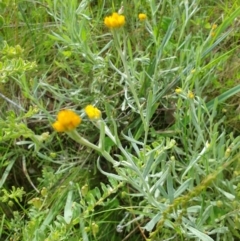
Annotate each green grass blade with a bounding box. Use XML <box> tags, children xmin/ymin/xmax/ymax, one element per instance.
<box><xmin>206</xmin><ymin>84</ymin><xmax>240</xmax><ymax>110</ymax></box>
<box><xmin>210</xmin><ymin>6</ymin><xmax>240</xmax><ymax>44</ymax></box>
<box><xmin>0</xmin><ymin>159</ymin><xmax>16</xmax><ymax>189</ymax></box>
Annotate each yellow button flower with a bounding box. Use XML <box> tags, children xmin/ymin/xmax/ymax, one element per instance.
<box><xmin>212</xmin><ymin>23</ymin><xmax>217</xmax><ymax>30</ymax></box>
<box><xmin>85</xmin><ymin>105</ymin><xmax>101</xmax><ymax>120</ymax></box>
<box><xmin>175</xmin><ymin>88</ymin><xmax>182</xmax><ymax>94</ymax></box>
<box><xmin>138</xmin><ymin>13</ymin><xmax>147</xmax><ymax>21</ymax></box>
<box><xmin>52</xmin><ymin>110</ymin><xmax>81</xmax><ymax>132</ymax></box>
<box><xmin>187</xmin><ymin>91</ymin><xmax>195</xmax><ymax>99</ymax></box>
<box><xmin>104</xmin><ymin>12</ymin><xmax>125</xmax><ymax>29</ymax></box>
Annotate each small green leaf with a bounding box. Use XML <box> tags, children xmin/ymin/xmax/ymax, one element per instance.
<box><xmin>64</xmin><ymin>190</ymin><xmax>73</xmax><ymax>224</ymax></box>
<box><xmin>0</xmin><ymin>15</ymin><xmax>4</xmax><ymax>28</ymax></box>
<box><xmin>187</xmin><ymin>226</ymin><xmax>214</xmax><ymax>241</ymax></box>
<box><xmin>204</xmin><ymin>22</ymin><xmax>211</xmax><ymax>29</ymax></box>
<box><xmin>144</xmin><ymin>212</ymin><xmax>162</xmax><ymax>231</ymax></box>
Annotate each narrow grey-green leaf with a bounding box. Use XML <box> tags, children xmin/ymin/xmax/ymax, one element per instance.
<box><xmin>186</xmin><ymin>226</ymin><xmax>214</xmax><ymax>241</ymax></box>
<box><xmin>64</xmin><ymin>190</ymin><xmax>73</xmax><ymax>224</ymax></box>
<box><xmin>206</xmin><ymin>85</ymin><xmax>240</xmax><ymax>110</ymax></box>
<box><xmin>174</xmin><ymin>178</ymin><xmax>192</xmax><ymax>198</ymax></box>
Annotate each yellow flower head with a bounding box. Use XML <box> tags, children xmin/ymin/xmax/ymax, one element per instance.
<box><xmin>212</xmin><ymin>23</ymin><xmax>217</xmax><ymax>30</ymax></box>
<box><xmin>211</xmin><ymin>31</ymin><xmax>216</xmax><ymax>37</ymax></box>
<box><xmin>138</xmin><ymin>13</ymin><xmax>147</xmax><ymax>21</ymax></box>
<box><xmin>187</xmin><ymin>91</ymin><xmax>195</xmax><ymax>99</ymax></box>
<box><xmin>52</xmin><ymin>110</ymin><xmax>81</xmax><ymax>132</ymax></box>
<box><xmin>104</xmin><ymin>12</ymin><xmax>125</xmax><ymax>29</ymax></box>
<box><xmin>85</xmin><ymin>105</ymin><xmax>101</xmax><ymax>120</ymax></box>
<box><xmin>175</xmin><ymin>88</ymin><xmax>182</xmax><ymax>94</ymax></box>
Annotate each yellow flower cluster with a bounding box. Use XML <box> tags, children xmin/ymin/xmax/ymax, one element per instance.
<box><xmin>175</xmin><ymin>88</ymin><xmax>195</xmax><ymax>99</ymax></box>
<box><xmin>104</xmin><ymin>12</ymin><xmax>125</xmax><ymax>29</ymax></box>
<box><xmin>212</xmin><ymin>23</ymin><xmax>218</xmax><ymax>30</ymax></box>
<box><xmin>52</xmin><ymin>105</ymin><xmax>102</xmax><ymax>132</ymax></box>
<box><xmin>138</xmin><ymin>13</ymin><xmax>147</xmax><ymax>21</ymax></box>
<box><xmin>85</xmin><ymin>105</ymin><xmax>101</xmax><ymax>120</ymax></box>
<box><xmin>52</xmin><ymin>110</ymin><xmax>81</xmax><ymax>132</ymax></box>
<box><xmin>104</xmin><ymin>12</ymin><xmax>147</xmax><ymax>29</ymax></box>
<box><xmin>211</xmin><ymin>23</ymin><xmax>218</xmax><ymax>37</ymax></box>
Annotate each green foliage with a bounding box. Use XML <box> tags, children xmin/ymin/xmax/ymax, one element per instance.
<box><xmin>21</xmin><ymin>170</ymin><xmax>122</xmax><ymax>241</ymax></box>
<box><xmin>0</xmin><ymin>41</ymin><xmax>36</xmax><ymax>82</ymax></box>
<box><xmin>0</xmin><ymin>107</ymin><xmax>50</xmax><ymax>152</ymax></box>
<box><xmin>0</xmin><ymin>186</ymin><xmax>25</xmax><ymax>204</ymax></box>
